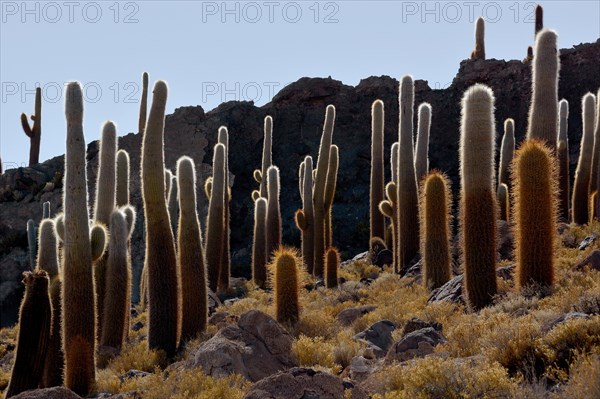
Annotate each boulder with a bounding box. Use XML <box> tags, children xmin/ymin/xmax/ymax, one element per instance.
<box><xmin>353</xmin><ymin>320</ymin><xmax>396</xmax><ymax>358</ymax></box>
<box><xmin>10</xmin><ymin>387</ymin><xmax>81</xmax><ymax>399</ymax></box>
<box><xmin>402</xmin><ymin>317</ymin><xmax>442</xmax><ymax>336</ymax></box>
<box><xmin>574</xmin><ymin>249</ymin><xmax>600</xmax><ymax>271</ymax></box>
<box><xmin>336</xmin><ymin>306</ymin><xmax>376</xmax><ymax>326</ymax></box>
<box><xmin>428</xmin><ymin>275</ymin><xmax>464</xmax><ymax>304</ymax></box>
<box><xmin>385</xmin><ymin>327</ymin><xmax>446</xmax><ymax>364</ymax></box>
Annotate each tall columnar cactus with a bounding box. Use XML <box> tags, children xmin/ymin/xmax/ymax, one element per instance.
<box><xmin>324</xmin><ymin>144</ymin><xmax>339</xmax><ymax>249</ymax></box>
<box><xmin>62</xmin><ymin>82</ymin><xmax>107</xmax><ymax>395</ymax></box>
<box><xmin>497</xmin><ymin>183</ymin><xmax>510</xmax><ymax>222</ymax></box>
<box><xmin>470</xmin><ymin>17</ymin><xmax>485</xmax><ymax>60</ymax></box>
<box><xmin>168</xmin><ymin>174</ymin><xmax>179</xmax><ymax>239</ymax></box>
<box><xmin>513</xmin><ymin>140</ymin><xmax>557</xmax><ymax>289</ymax></box>
<box><xmin>100</xmin><ymin>209</ymin><xmax>133</xmax><ymax>356</ymax></box>
<box><xmin>36</xmin><ymin>219</ymin><xmax>63</xmax><ymax>387</ymax></box>
<box><xmin>218</xmin><ymin>127</ymin><xmax>231</xmax><ymax>293</ymax></box>
<box><xmin>396</xmin><ymin>75</ymin><xmax>420</xmax><ymax>275</ymax></box>
<box><xmin>21</xmin><ymin>86</ymin><xmax>42</xmax><ymax>166</ymax></box>
<box><xmin>370</xmin><ymin>100</ymin><xmax>386</xmax><ymax>242</ymax></box>
<box><xmin>295</xmin><ymin>156</ymin><xmax>315</xmax><ymax>274</ymax></box>
<box><xmin>206</xmin><ymin>143</ymin><xmax>226</xmax><ymax>293</ymax></box>
<box><xmin>590</xmin><ymin>89</ymin><xmax>600</xmax><ymax>198</ymax></box>
<box><xmin>165</xmin><ymin>169</ymin><xmax>173</xmax><ymax>200</ymax></box>
<box><xmin>269</xmin><ymin>247</ymin><xmax>302</xmax><ymax>325</ymax></box>
<box><xmin>43</xmin><ymin>201</ymin><xmax>51</xmax><ymax>219</ymax></box>
<box><xmin>266</xmin><ymin>165</ymin><xmax>282</xmax><ymax>263</ymax></box>
<box><xmin>116</xmin><ymin>149</ymin><xmax>130</xmax><ymax>207</ymax></box>
<box><xmin>325</xmin><ymin>247</ymin><xmax>339</xmax><ymax>289</ymax></box>
<box><xmin>414</xmin><ymin>102</ymin><xmax>432</xmax><ymax>182</ymax></box>
<box><xmin>557</xmin><ymin>99</ymin><xmax>570</xmax><ymax>221</ymax></box>
<box><xmin>254</xmin><ymin>116</ymin><xmax>273</xmax><ymax>198</ymax></box>
<box><xmin>5</xmin><ymin>270</ymin><xmax>51</xmax><ymax>398</ymax></box>
<box><xmin>527</xmin><ymin>29</ymin><xmax>559</xmax><ymax>148</ymax></box>
<box><xmin>572</xmin><ymin>93</ymin><xmax>597</xmax><ymax>224</ymax></box>
<box><xmin>535</xmin><ymin>5</ymin><xmax>543</xmax><ymax>36</ymax></box>
<box><xmin>419</xmin><ymin>171</ymin><xmax>452</xmax><ymax>291</ymax></box>
<box><xmin>139</xmin><ymin>72</ymin><xmax>149</xmax><ymax>134</ymax></box>
<box><xmin>252</xmin><ymin>197</ymin><xmax>268</xmax><ymax>288</ymax></box>
<box><xmin>498</xmin><ymin>118</ymin><xmax>515</xmax><ymax>188</ymax></box>
<box><xmin>141</xmin><ymin>80</ymin><xmax>180</xmax><ymax>357</ymax></box>
<box><xmin>312</xmin><ymin>105</ymin><xmax>336</xmax><ymax>278</ymax></box>
<box><xmin>379</xmin><ymin>182</ymin><xmax>397</xmax><ymax>270</ymax></box>
<box><xmin>93</xmin><ymin>121</ymin><xmax>117</xmax><ymax>339</ymax></box>
<box><xmin>27</xmin><ymin>219</ymin><xmax>36</xmax><ymax>269</ymax></box>
<box><xmin>388</xmin><ymin>142</ymin><xmax>399</xmax><ymax>254</ymax></box>
<box><xmin>459</xmin><ymin>84</ymin><xmax>498</xmax><ymax>311</ymax></box>
<box><xmin>176</xmin><ymin>156</ymin><xmax>208</xmax><ymax>341</ymax></box>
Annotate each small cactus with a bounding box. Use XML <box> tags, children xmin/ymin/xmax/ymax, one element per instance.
<box><xmin>116</xmin><ymin>150</ymin><xmax>131</xmax><ymax>207</ymax></box>
<box><xmin>5</xmin><ymin>270</ymin><xmax>52</xmax><ymax>398</ymax></box>
<box><xmin>269</xmin><ymin>247</ymin><xmax>303</xmax><ymax>325</ymax></box>
<box><xmin>325</xmin><ymin>247</ymin><xmax>339</xmax><ymax>289</ymax></box>
<box><xmin>296</xmin><ymin>156</ymin><xmax>315</xmax><ymax>274</ymax></box>
<box><xmin>139</xmin><ymin>72</ymin><xmax>149</xmax><ymax>134</ymax></box>
<box><xmin>420</xmin><ymin>171</ymin><xmax>452</xmax><ymax>291</ymax></box>
<box><xmin>20</xmin><ymin>86</ymin><xmax>42</xmax><ymax>166</ymax></box>
<box><xmin>513</xmin><ymin>140</ymin><xmax>557</xmax><ymax>289</ymax></box>
<box><xmin>470</xmin><ymin>17</ymin><xmax>485</xmax><ymax>60</ymax></box>
<box><xmin>43</xmin><ymin>201</ymin><xmax>51</xmax><ymax>219</ymax></box>
<box><xmin>259</xmin><ymin>116</ymin><xmax>273</xmax><ymax>198</ymax></box>
<box><xmin>27</xmin><ymin>219</ymin><xmax>37</xmax><ymax>269</ymax></box>
<box><xmin>498</xmin><ymin>118</ymin><xmax>515</xmax><ymax>188</ymax></box>
<box><xmin>252</xmin><ymin>197</ymin><xmax>268</xmax><ymax>288</ymax></box>
<box><xmin>497</xmin><ymin>183</ymin><xmax>510</xmax><ymax>222</ymax></box>
<box><xmin>535</xmin><ymin>5</ymin><xmax>543</xmax><ymax>36</ymax></box>
<box><xmin>205</xmin><ymin>143</ymin><xmax>226</xmax><ymax>293</ymax></box>
<box><xmin>266</xmin><ymin>166</ymin><xmax>282</xmax><ymax>263</ymax></box>
<box><xmin>572</xmin><ymin>93</ymin><xmax>597</xmax><ymax>224</ymax></box>
<box><xmin>370</xmin><ymin>100</ymin><xmax>386</xmax><ymax>243</ymax></box>
<box><xmin>324</xmin><ymin>144</ymin><xmax>339</xmax><ymax>249</ymax></box>
<box><xmin>168</xmin><ymin>174</ymin><xmax>179</xmax><ymax>240</ymax></box>
<box><xmin>218</xmin><ymin>127</ymin><xmax>231</xmax><ymax>293</ymax></box>
<box><xmin>414</xmin><ymin>102</ymin><xmax>432</xmax><ymax>182</ymax></box>
<box><xmin>557</xmin><ymin>100</ymin><xmax>570</xmax><ymax>222</ymax></box>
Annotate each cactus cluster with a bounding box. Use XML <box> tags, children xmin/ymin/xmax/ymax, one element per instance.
<box><xmin>557</xmin><ymin>100</ymin><xmax>570</xmax><ymax>221</ymax></box>
<box><xmin>572</xmin><ymin>93</ymin><xmax>597</xmax><ymax>224</ymax></box>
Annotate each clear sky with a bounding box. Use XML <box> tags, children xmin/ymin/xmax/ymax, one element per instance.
<box><xmin>1</xmin><ymin>0</ymin><xmax>599</xmax><ymax>168</ymax></box>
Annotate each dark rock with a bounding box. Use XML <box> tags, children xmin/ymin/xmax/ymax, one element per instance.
<box><xmin>496</xmin><ymin>264</ymin><xmax>515</xmax><ymax>281</ymax></box>
<box><xmin>118</xmin><ymin>370</ymin><xmax>151</xmax><ymax>383</ymax></box>
<box><xmin>578</xmin><ymin>235</ymin><xmax>597</xmax><ymax>250</ymax></box>
<box><xmin>429</xmin><ymin>274</ymin><xmax>464</xmax><ymax>304</ymax></box>
<box><xmin>402</xmin><ymin>318</ymin><xmax>442</xmax><ymax>336</ymax></box>
<box><xmin>373</xmin><ymin>249</ymin><xmax>393</xmax><ymax>268</ymax></box>
<box><xmin>548</xmin><ymin>312</ymin><xmax>591</xmax><ymax>330</ymax></box>
<box><xmin>10</xmin><ymin>387</ymin><xmax>81</xmax><ymax>399</ymax></box>
<box><xmin>354</xmin><ymin>320</ymin><xmax>397</xmax><ymax>358</ymax></box>
<box><xmin>347</xmin><ymin>356</ymin><xmax>381</xmax><ymax>383</ymax></box>
<box><xmin>131</xmin><ymin>321</ymin><xmax>144</xmax><ymax>332</ymax></box>
<box><xmin>243</xmin><ymin>367</ymin><xmax>369</xmax><ymax>399</ymax></box>
<box><xmin>498</xmin><ymin>220</ymin><xmax>514</xmax><ymax>260</ymax></box>
<box><xmin>385</xmin><ymin>327</ymin><xmax>446</xmax><ymax>364</ymax></box>
<box><xmin>574</xmin><ymin>250</ymin><xmax>600</xmax><ymax>271</ymax></box>
<box><xmin>336</xmin><ymin>306</ymin><xmax>377</xmax><ymax>326</ymax></box>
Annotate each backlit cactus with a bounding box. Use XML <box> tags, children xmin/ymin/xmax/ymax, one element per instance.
<box><xmin>141</xmin><ymin>80</ymin><xmax>180</xmax><ymax>357</ymax></box>
<box><xmin>324</xmin><ymin>144</ymin><xmax>339</xmax><ymax>249</ymax></box>
<box><xmin>27</xmin><ymin>219</ymin><xmax>36</xmax><ymax>269</ymax></box>
<box><xmin>470</xmin><ymin>17</ymin><xmax>485</xmax><ymax>60</ymax></box>
<box><xmin>527</xmin><ymin>29</ymin><xmax>559</xmax><ymax>148</ymax></box>
<box><xmin>379</xmin><ymin>181</ymin><xmax>397</xmax><ymax>271</ymax></box>
<box><xmin>535</xmin><ymin>5</ymin><xmax>543</xmax><ymax>36</ymax></box>
<box><xmin>498</xmin><ymin>118</ymin><xmax>515</xmax><ymax>188</ymax></box>
<box><xmin>296</xmin><ymin>156</ymin><xmax>315</xmax><ymax>274</ymax></box>
<box><xmin>116</xmin><ymin>149</ymin><xmax>130</xmax><ymax>207</ymax></box>
<box><xmin>396</xmin><ymin>75</ymin><xmax>420</xmax><ymax>274</ymax></box>
<box><xmin>269</xmin><ymin>247</ymin><xmax>302</xmax><ymax>325</ymax></box>
<box><xmin>206</xmin><ymin>143</ymin><xmax>226</xmax><ymax>293</ymax></box>
<box><xmin>266</xmin><ymin>165</ymin><xmax>282</xmax><ymax>263</ymax></box>
<box><xmin>572</xmin><ymin>93</ymin><xmax>597</xmax><ymax>224</ymax></box>
<box><xmin>497</xmin><ymin>183</ymin><xmax>509</xmax><ymax>222</ymax></box>
<box><xmin>252</xmin><ymin>197</ymin><xmax>268</xmax><ymax>288</ymax></box>
<box><xmin>168</xmin><ymin>174</ymin><xmax>179</xmax><ymax>237</ymax></box>
<box><xmin>176</xmin><ymin>157</ymin><xmax>207</xmax><ymax>341</ymax></box>
<box><xmin>20</xmin><ymin>86</ymin><xmax>42</xmax><ymax>166</ymax></box>
<box><xmin>5</xmin><ymin>270</ymin><xmax>51</xmax><ymax>398</ymax></box>
<box><xmin>218</xmin><ymin>126</ymin><xmax>231</xmax><ymax>293</ymax></box>
<box><xmin>43</xmin><ymin>201</ymin><xmax>51</xmax><ymax>219</ymax></box>
<box><xmin>419</xmin><ymin>171</ymin><xmax>452</xmax><ymax>291</ymax></box>
<box><xmin>557</xmin><ymin>99</ymin><xmax>570</xmax><ymax>221</ymax></box>
<box><xmin>459</xmin><ymin>84</ymin><xmax>498</xmax><ymax>311</ymax></box>
<box><xmin>139</xmin><ymin>72</ymin><xmax>149</xmax><ymax>134</ymax></box>
<box><xmin>513</xmin><ymin>140</ymin><xmax>557</xmax><ymax>288</ymax></box>
<box><xmin>258</xmin><ymin>116</ymin><xmax>273</xmax><ymax>198</ymax></box>
<box><xmin>370</xmin><ymin>100</ymin><xmax>385</xmax><ymax>242</ymax></box>
<box><xmin>414</xmin><ymin>102</ymin><xmax>432</xmax><ymax>182</ymax></box>
<box><xmin>590</xmin><ymin>89</ymin><xmax>600</xmax><ymax>200</ymax></box>
<box><xmin>325</xmin><ymin>247</ymin><xmax>339</xmax><ymax>289</ymax></box>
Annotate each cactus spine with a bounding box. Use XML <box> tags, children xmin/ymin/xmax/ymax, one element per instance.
<box><xmin>206</xmin><ymin>143</ymin><xmax>226</xmax><ymax>293</ymax></box>
<box><xmin>36</xmin><ymin>219</ymin><xmax>63</xmax><ymax>387</ymax></box>
<box><xmin>572</xmin><ymin>93</ymin><xmax>597</xmax><ymax>224</ymax></box>
<box><xmin>459</xmin><ymin>84</ymin><xmax>498</xmax><ymax>311</ymax></box>
<box><xmin>590</xmin><ymin>89</ymin><xmax>600</xmax><ymax>199</ymax></box>
<box><xmin>470</xmin><ymin>17</ymin><xmax>485</xmax><ymax>60</ymax></box>
<box><xmin>176</xmin><ymin>156</ymin><xmax>208</xmax><ymax>341</ymax></box>
<box><xmin>266</xmin><ymin>166</ymin><xmax>282</xmax><ymax>262</ymax></box>
<box><xmin>396</xmin><ymin>75</ymin><xmax>420</xmax><ymax>274</ymax></box>
<box><xmin>20</xmin><ymin>86</ymin><xmax>42</xmax><ymax>166</ymax></box>
<box><xmin>527</xmin><ymin>29</ymin><xmax>559</xmax><ymax>148</ymax></box>
<box><xmin>498</xmin><ymin>183</ymin><xmax>509</xmax><ymax>222</ymax></box>
<box><xmin>270</xmin><ymin>248</ymin><xmax>302</xmax><ymax>325</ymax></box>
<box><xmin>414</xmin><ymin>102</ymin><xmax>432</xmax><ymax>182</ymax></box>
<box><xmin>141</xmin><ymin>80</ymin><xmax>180</xmax><ymax>357</ymax></box>
<box><xmin>218</xmin><ymin>127</ymin><xmax>231</xmax><ymax>293</ymax></box>
<box><xmin>62</xmin><ymin>82</ymin><xmax>105</xmax><ymax>395</ymax></box>
<box><xmin>27</xmin><ymin>219</ymin><xmax>36</xmax><ymax>269</ymax></box>
<box><xmin>296</xmin><ymin>156</ymin><xmax>315</xmax><ymax>274</ymax></box>
<box><xmin>325</xmin><ymin>247</ymin><xmax>339</xmax><ymax>289</ymax></box>
<box><xmin>5</xmin><ymin>270</ymin><xmax>51</xmax><ymax>398</ymax></box>
<box><xmin>370</xmin><ymin>100</ymin><xmax>386</xmax><ymax>242</ymax></box>
<box><xmin>557</xmin><ymin>100</ymin><xmax>570</xmax><ymax>221</ymax></box>
<box><xmin>100</xmin><ymin>209</ymin><xmax>131</xmax><ymax>356</ymax></box>
<box><xmin>420</xmin><ymin>171</ymin><xmax>452</xmax><ymax>291</ymax></box>
<box><xmin>324</xmin><ymin>145</ymin><xmax>339</xmax><ymax>249</ymax></box>
<box><xmin>93</xmin><ymin>121</ymin><xmax>117</xmax><ymax>339</ymax></box>
<box><xmin>513</xmin><ymin>140</ymin><xmax>557</xmax><ymax>289</ymax></box>
<box><xmin>139</xmin><ymin>72</ymin><xmax>148</xmax><ymax>134</ymax></box>
<box><xmin>498</xmin><ymin>118</ymin><xmax>515</xmax><ymax>188</ymax></box>
<box><xmin>252</xmin><ymin>198</ymin><xmax>268</xmax><ymax>288</ymax></box>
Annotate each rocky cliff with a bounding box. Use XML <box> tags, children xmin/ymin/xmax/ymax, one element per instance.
<box><xmin>1</xmin><ymin>39</ymin><xmax>598</xmax><ymax>326</ymax></box>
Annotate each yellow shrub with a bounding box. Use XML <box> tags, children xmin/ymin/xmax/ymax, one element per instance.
<box><xmin>292</xmin><ymin>335</ymin><xmax>341</xmax><ymax>374</ymax></box>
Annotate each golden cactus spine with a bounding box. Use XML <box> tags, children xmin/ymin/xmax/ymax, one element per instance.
<box><xmin>497</xmin><ymin>183</ymin><xmax>509</xmax><ymax>222</ymax></box>
<box><xmin>141</xmin><ymin>80</ymin><xmax>180</xmax><ymax>357</ymax></box>
<box><xmin>513</xmin><ymin>140</ymin><xmax>557</xmax><ymax>288</ymax></box>
<box><xmin>419</xmin><ymin>171</ymin><xmax>452</xmax><ymax>290</ymax></box>
<box><xmin>572</xmin><ymin>93</ymin><xmax>597</xmax><ymax>224</ymax></box>
<box><xmin>205</xmin><ymin>143</ymin><xmax>226</xmax><ymax>293</ymax></box>
<box><xmin>324</xmin><ymin>144</ymin><xmax>339</xmax><ymax>249</ymax></box>
<box><xmin>218</xmin><ymin>127</ymin><xmax>231</xmax><ymax>293</ymax></box>
<box><xmin>414</xmin><ymin>102</ymin><xmax>432</xmax><ymax>182</ymax></box>
<box><xmin>498</xmin><ymin>118</ymin><xmax>515</xmax><ymax>188</ymax></box>
<box><xmin>557</xmin><ymin>99</ymin><xmax>570</xmax><ymax>222</ymax></box>
<box><xmin>396</xmin><ymin>75</ymin><xmax>420</xmax><ymax>274</ymax></box>
<box><xmin>270</xmin><ymin>248</ymin><xmax>302</xmax><ymax>325</ymax></box>
<box><xmin>312</xmin><ymin>105</ymin><xmax>336</xmax><ymax>278</ymax></box>
<box><xmin>252</xmin><ymin>197</ymin><xmax>268</xmax><ymax>288</ymax></box>
<box><xmin>176</xmin><ymin>157</ymin><xmax>208</xmax><ymax>341</ymax></box>
<box><xmin>296</xmin><ymin>156</ymin><xmax>315</xmax><ymax>274</ymax></box>
<box><xmin>325</xmin><ymin>247</ymin><xmax>339</xmax><ymax>289</ymax></box>
<box><xmin>527</xmin><ymin>29</ymin><xmax>559</xmax><ymax>148</ymax></box>
<box><xmin>459</xmin><ymin>84</ymin><xmax>498</xmax><ymax>311</ymax></box>
<box><xmin>370</xmin><ymin>100</ymin><xmax>386</xmax><ymax>242</ymax></box>
<box><xmin>5</xmin><ymin>270</ymin><xmax>51</xmax><ymax>398</ymax></box>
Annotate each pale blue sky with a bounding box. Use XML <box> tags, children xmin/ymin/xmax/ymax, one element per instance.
<box><xmin>1</xmin><ymin>1</ymin><xmax>599</xmax><ymax>168</ymax></box>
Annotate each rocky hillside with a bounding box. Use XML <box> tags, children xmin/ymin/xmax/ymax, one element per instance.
<box><xmin>1</xmin><ymin>39</ymin><xmax>599</xmax><ymax>326</ymax></box>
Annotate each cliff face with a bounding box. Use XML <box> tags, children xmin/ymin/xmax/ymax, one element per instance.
<box><xmin>1</xmin><ymin>40</ymin><xmax>598</xmax><ymax>326</ymax></box>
